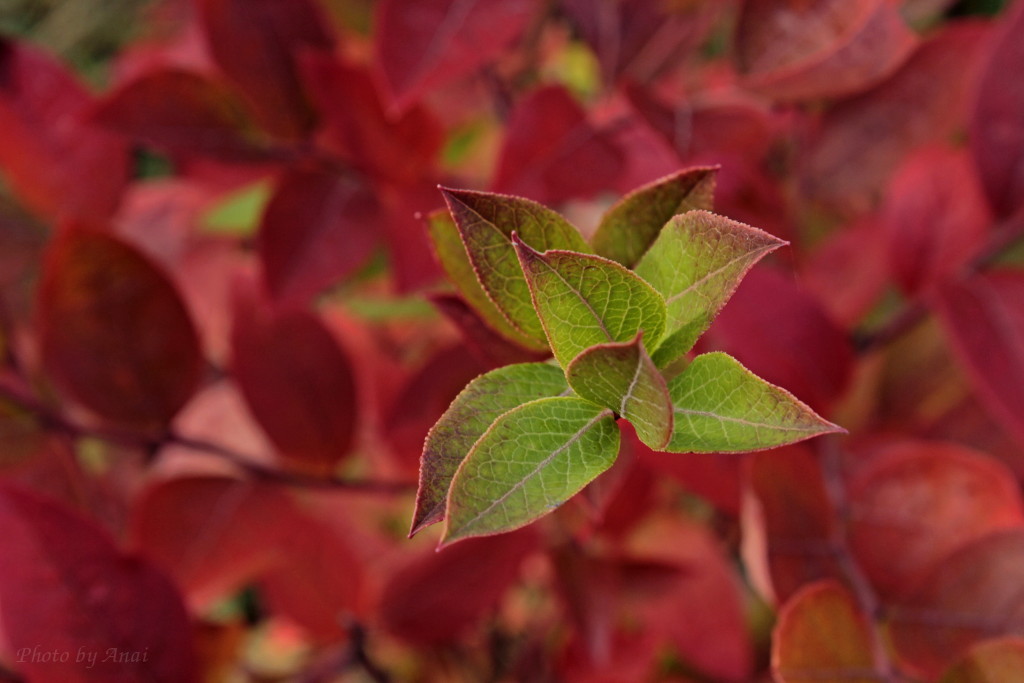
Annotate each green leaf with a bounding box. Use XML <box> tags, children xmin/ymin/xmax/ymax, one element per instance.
<box><xmin>513</xmin><ymin>236</ymin><xmax>667</xmax><ymax>368</ymax></box>
<box><xmin>441</xmin><ymin>187</ymin><xmax>590</xmax><ymax>346</ymax></box>
<box><xmin>443</xmin><ymin>397</ymin><xmax>619</xmax><ymax>545</ymax></box>
<box><xmin>634</xmin><ymin>210</ymin><xmax>785</xmax><ymax>367</ymax></box>
<box><xmin>425</xmin><ymin>209</ymin><xmax>546</xmax><ymax>351</ymax></box>
<box><xmin>591</xmin><ymin>166</ymin><xmax>717</xmax><ymax>267</ymax></box>
<box><xmin>566</xmin><ymin>333</ymin><xmax>673</xmax><ymax>450</ymax></box>
<box><xmin>201</xmin><ymin>179</ymin><xmax>272</xmax><ymax>236</ymax></box>
<box><xmin>412</xmin><ymin>362</ymin><xmax>569</xmax><ymax>536</ymax></box>
<box><xmin>665</xmin><ymin>352</ymin><xmax>842</xmax><ymax>453</ymax></box>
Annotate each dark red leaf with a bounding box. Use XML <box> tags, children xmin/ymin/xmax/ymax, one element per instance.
<box><xmin>258</xmin><ymin>165</ymin><xmax>381</xmax><ymax>306</ymax></box>
<box><xmin>493</xmin><ymin>85</ymin><xmax>625</xmax><ymax>204</ymax></box>
<box><xmin>936</xmin><ymin>271</ymin><xmax>1024</xmax><ymax>448</ymax></box>
<box><xmin>378</xmin><ymin>528</ymin><xmax>539</xmax><ymax>645</ymax></box>
<box><xmin>889</xmin><ymin>529</ymin><xmax>1024</xmax><ymax>679</ymax></box>
<box><xmin>802</xmin><ymin>21</ymin><xmax>990</xmax><ymax>211</ymax></box>
<box><xmin>701</xmin><ymin>267</ymin><xmax>855</xmax><ymax>413</ymax></box>
<box><xmin>847</xmin><ymin>441</ymin><xmax>1023</xmax><ymax>598</ymax></box>
<box><xmin>301</xmin><ymin>54</ymin><xmax>444</xmax><ymax>184</ymax></box>
<box><xmin>0</xmin><ymin>39</ymin><xmax>128</xmax><ymax>221</ymax></box>
<box><xmin>735</xmin><ymin>0</ymin><xmax>916</xmax><ymax>102</ymax></box>
<box><xmin>970</xmin><ymin>0</ymin><xmax>1024</xmax><ymax>218</ymax></box>
<box><xmin>230</xmin><ymin>282</ymin><xmax>358</xmax><ymax>473</ymax></box>
<box><xmin>0</xmin><ymin>484</ymin><xmax>197</xmax><ymax>682</ymax></box>
<box><xmin>881</xmin><ymin>146</ymin><xmax>991</xmax><ymax>296</ymax></box>
<box><xmin>373</xmin><ymin>0</ymin><xmax>538</xmax><ymax>111</ymax></box>
<box><xmin>197</xmin><ymin>0</ymin><xmax>334</xmax><ymax>139</ymax></box>
<box><xmin>130</xmin><ymin>476</ymin><xmax>299</xmax><ymax>609</ymax></box>
<box><xmin>92</xmin><ymin>69</ymin><xmax>273</xmax><ymax>161</ymax></box>
<box><xmin>427</xmin><ymin>293</ymin><xmax>549</xmax><ymax>368</ymax></box>
<box><xmin>38</xmin><ymin>230</ymin><xmax>203</xmax><ymax>428</ymax></box>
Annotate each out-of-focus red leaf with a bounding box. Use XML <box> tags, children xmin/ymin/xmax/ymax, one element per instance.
<box><xmin>562</xmin><ymin>0</ymin><xmax>723</xmax><ymax>85</ymax></box>
<box><xmin>0</xmin><ymin>484</ymin><xmax>196</xmax><ymax>682</ymax></box>
<box><xmin>803</xmin><ymin>21</ymin><xmax>990</xmax><ymax>210</ymax></box>
<box><xmin>38</xmin><ymin>230</ymin><xmax>203</xmax><ymax>428</ymax></box>
<box><xmin>936</xmin><ymin>271</ymin><xmax>1024</xmax><ymax>448</ymax></box>
<box><xmin>0</xmin><ymin>39</ymin><xmax>128</xmax><ymax>222</ymax></box>
<box><xmin>800</xmin><ymin>217</ymin><xmax>889</xmax><ymax>327</ymax></box>
<box><xmin>746</xmin><ymin>446</ymin><xmax>841</xmax><ymax>603</ymax></box>
<box><xmin>771</xmin><ymin>580</ymin><xmax>877</xmax><ymax>683</ymax></box>
<box><xmin>92</xmin><ymin>70</ymin><xmax>273</xmax><ymax>161</ymax></box>
<box><xmin>735</xmin><ymin>0</ymin><xmax>916</xmax><ymax>102</ymax></box>
<box><xmin>942</xmin><ymin>636</ymin><xmax>1024</xmax><ymax>682</ymax></box>
<box><xmin>384</xmin><ymin>343</ymin><xmax>487</xmax><ymax>472</ymax></box>
<box><xmin>301</xmin><ymin>55</ymin><xmax>444</xmax><ymax>184</ymax></box>
<box><xmin>881</xmin><ymin>146</ymin><xmax>991</xmax><ymax>296</ymax></box>
<box><xmin>378</xmin><ymin>180</ymin><xmax>446</xmax><ymax>292</ymax></box>
<box><xmin>427</xmin><ymin>293</ymin><xmax>548</xmax><ymax>368</ymax></box>
<box><xmin>701</xmin><ymin>267</ymin><xmax>854</xmax><ymax>413</ymax></box>
<box><xmin>557</xmin><ymin>628</ymin><xmax>661</xmax><ymax>683</ymax></box>
<box><xmin>373</xmin><ymin>0</ymin><xmax>537</xmax><ymax>112</ymax></box>
<box><xmin>970</xmin><ymin>0</ymin><xmax>1024</xmax><ymax>218</ymax></box>
<box><xmin>378</xmin><ymin>528</ymin><xmax>539</xmax><ymax>645</ymax></box>
<box><xmin>628</xmin><ymin>516</ymin><xmax>754</xmax><ymax>680</ymax></box>
<box><xmin>197</xmin><ymin>0</ymin><xmax>334</xmax><ymax>139</ymax></box>
<box><xmin>889</xmin><ymin>529</ymin><xmax>1024</xmax><ymax>679</ymax></box>
<box><xmin>258</xmin><ymin>165</ymin><xmax>381</xmax><ymax>306</ymax></box>
<box><xmin>847</xmin><ymin>441</ymin><xmax>1023</xmax><ymax>598</ymax></box>
<box><xmin>130</xmin><ymin>476</ymin><xmax>298</xmax><ymax>609</ymax></box>
<box><xmin>493</xmin><ymin>85</ymin><xmax>625</xmax><ymax>205</ymax></box>
<box><xmin>230</xmin><ymin>282</ymin><xmax>358</xmax><ymax>473</ymax></box>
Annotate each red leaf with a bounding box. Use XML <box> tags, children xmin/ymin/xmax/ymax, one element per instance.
<box><xmin>889</xmin><ymin>529</ymin><xmax>1024</xmax><ymax>678</ymax></box>
<box><xmin>0</xmin><ymin>39</ymin><xmax>128</xmax><ymax>221</ymax></box>
<box><xmin>300</xmin><ymin>55</ymin><xmax>444</xmax><ymax>184</ymax></box>
<box><xmin>802</xmin><ymin>21</ymin><xmax>990</xmax><ymax>211</ymax></box>
<box><xmin>701</xmin><ymin>267</ymin><xmax>854</xmax><ymax>413</ymax></box>
<box><xmin>942</xmin><ymin>636</ymin><xmax>1024</xmax><ymax>682</ymax></box>
<box><xmin>427</xmin><ymin>293</ymin><xmax>549</xmax><ymax>368</ymax></box>
<box><xmin>735</xmin><ymin>0</ymin><xmax>916</xmax><ymax>102</ymax></box>
<box><xmin>197</xmin><ymin>0</ymin><xmax>334</xmax><ymax>139</ymax></box>
<box><xmin>0</xmin><ymin>484</ymin><xmax>196</xmax><ymax>682</ymax></box>
<box><xmin>130</xmin><ymin>476</ymin><xmax>299</xmax><ymax>609</ymax></box>
<box><xmin>230</xmin><ymin>283</ymin><xmax>358</xmax><ymax>473</ymax></box>
<box><xmin>970</xmin><ymin>0</ymin><xmax>1024</xmax><ymax>218</ymax></box>
<box><xmin>847</xmin><ymin>441</ymin><xmax>1024</xmax><ymax>598</ymax></box>
<box><xmin>258</xmin><ymin>165</ymin><xmax>381</xmax><ymax>306</ymax></box>
<box><xmin>378</xmin><ymin>528</ymin><xmax>539</xmax><ymax>645</ymax></box>
<box><xmin>92</xmin><ymin>70</ymin><xmax>273</xmax><ymax>161</ymax></box>
<box><xmin>881</xmin><ymin>146</ymin><xmax>991</xmax><ymax>296</ymax></box>
<box><xmin>562</xmin><ymin>0</ymin><xmax>722</xmax><ymax>85</ymax></box>
<box><xmin>935</xmin><ymin>271</ymin><xmax>1024</xmax><ymax>448</ymax></box>
<box><xmin>38</xmin><ymin>230</ymin><xmax>203</xmax><ymax>428</ymax></box>
<box><xmin>493</xmin><ymin>85</ymin><xmax>625</xmax><ymax>204</ymax></box>
<box><xmin>373</xmin><ymin>0</ymin><xmax>538</xmax><ymax>112</ymax></box>
<box><xmin>746</xmin><ymin>446</ymin><xmax>842</xmax><ymax>603</ymax></box>
<box><xmin>771</xmin><ymin>581</ymin><xmax>877</xmax><ymax>682</ymax></box>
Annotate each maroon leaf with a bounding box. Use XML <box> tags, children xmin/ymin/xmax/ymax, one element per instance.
<box><xmin>230</xmin><ymin>282</ymin><xmax>358</xmax><ymax>473</ymax></box>
<box><xmin>701</xmin><ymin>267</ymin><xmax>854</xmax><ymax>413</ymax></box>
<box><xmin>301</xmin><ymin>54</ymin><xmax>444</xmax><ymax>184</ymax></box>
<box><xmin>378</xmin><ymin>528</ymin><xmax>539</xmax><ymax>645</ymax></box>
<box><xmin>889</xmin><ymin>529</ymin><xmax>1024</xmax><ymax>679</ymax></box>
<box><xmin>197</xmin><ymin>0</ymin><xmax>334</xmax><ymax>139</ymax></box>
<box><xmin>92</xmin><ymin>69</ymin><xmax>272</xmax><ymax>161</ymax></box>
<box><xmin>0</xmin><ymin>484</ymin><xmax>196</xmax><ymax>682</ymax></box>
<box><xmin>970</xmin><ymin>0</ymin><xmax>1024</xmax><ymax>218</ymax></box>
<box><xmin>427</xmin><ymin>293</ymin><xmax>549</xmax><ymax>368</ymax></box>
<box><xmin>0</xmin><ymin>39</ymin><xmax>129</xmax><ymax>222</ymax></box>
<box><xmin>373</xmin><ymin>0</ymin><xmax>538</xmax><ymax>111</ymax></box>
<box><xmin>130</xmin><ymin>476</ymin><xmax>299</xmax><ymax>609</ymax></box>
<box><xmin>936</xmin><ymin>271</ymin><xmax>1024</xmax><ymax>447</ymax></box>
<box><xmin>38</xmin><ymin>230</ymin><xmax>203</xmax><ymax>428</ymax></box>
<box><xmin>881</xmin><ymin>146</ymin><xmax>990</xmax><ymax>296</ymax></box>
<box><xmin>493</xmin><ymin>85</ymin><xmax>625</xmax><ymax>204</ymax></box>
<box><xmin>735</xmin><ymin>0</ymin><xmax>916</xmax><ymax>102</ymax></box>
<box><xmin>802</xmin><ymin>21</ymin><xmax>991</xmax><ymax>210</ymax></box>
<box><xmin>258</xmin><ymin>165</ymin><xmax>381</xmax><ymax>306</ymax></box>
<box><xmin>847</xmin><ymin>441</ymin><xmax>1023</xmax><ymax>598</ymax></box>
